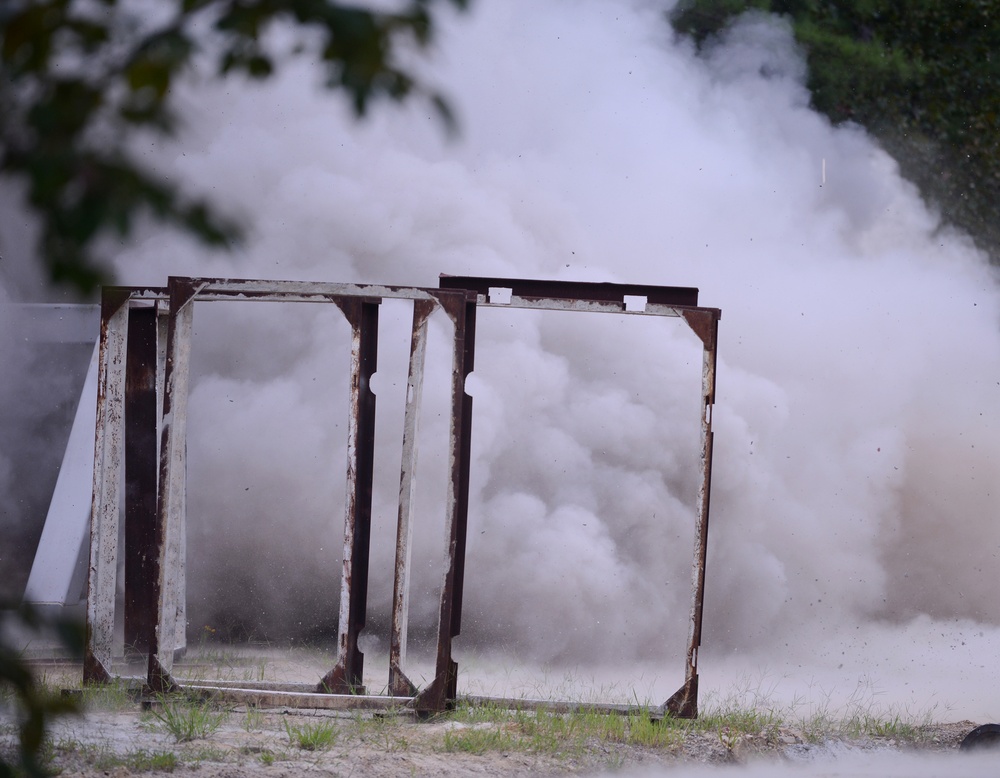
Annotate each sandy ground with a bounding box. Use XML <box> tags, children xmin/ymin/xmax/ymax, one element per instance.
<box><xmin>2</xmin><ymin>654</ymin><xmax>996</xmax><ymax>777</ymax></box>
<box><xmin>1</xmin><ymin>694</ymin><xmax>986</xmax><ymax>778</ymax></box>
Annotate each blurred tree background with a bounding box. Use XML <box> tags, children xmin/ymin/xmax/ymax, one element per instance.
<box><xmin>0</xmin><ymin>0</ymin><xmax>467</xmax><ymax>295</ymax></box>
<box><xmin>1</xmin><ymin>0</ymin><xmax>997</xmax><ymax>289</ymax></box>
<box><xmin>671</xmin><ymin>0</ymin><xmax>1000</xmax><ymax>262</ymax></box>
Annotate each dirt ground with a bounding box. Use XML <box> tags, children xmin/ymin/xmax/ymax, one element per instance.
<box><xmin>6</xmin><ymin>700</ymin><xmax>980</xmax><ymax>777</ymax></box>
<box><xmin>0</xmin><ymin>655</ymin><xmax>986</xmax><ymax>777</ymax></box>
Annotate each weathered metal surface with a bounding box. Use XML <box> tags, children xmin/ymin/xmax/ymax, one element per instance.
<box><xmin>664</xmin><ymin>674</ymin><xmax>699</xmax><ymax>719</ymax></box>
<box><xmin>148</xmin><ymin>279</ymin><xmax>200</xmax><ymax>691</ymax></box>
<box><xmin>438</xmin><ymin>275</ymin><xmax>720</xmax><ymax>720</ymax></box>
<box><xmin>439</xmin><ymin>275</ymin><xmax>700</xmax><ymax>308</ymax></box>
<box><xmin>84</xmin><ymin>289</ymin><xmax>131</xmax><ymax>684</ymax></box>
<box><xmin>85</xmin><ymin>289</ymin><xmax>169</xmax><ymax>684</ymax></box>
<box><xmin>24</xmin><ymin>340</ymin><xmax>100</xmax><ymax>610</ymax></box>
<box><xmin>412</xmin><ymin>294</ymin><xmax>474</xmax><ymax>715</ymax></box>
<box><xmin>85</xmin><ymin>275</ymin><xmax>717</xmax><ymax>720</ymax></box>
<box><xmin>106</xmin><ymin>279</ymin><xmax>470</xmax><ymax>704</ymax></box>
<box><xmin>129</xmin><ymin>278</ymin><xmax>470</xmax><ymax>704</ymax></box>
<box><xmin>447</xmin><ymin>295</ymin><xmax>477</xmax><ymax>643</ymax></box>
<box><xmin>681</xmin><ymin>308</ymin><xmax>718</xmax><ymax>351</ymax></box>
<box><xmin>177</xmin><ymin>684</ymin><xmax>417</xmax><ymax>711</ymax></box>
<box><xmin>80</xmin><ymin>287</ymin><xmax>179</xmax><ymax>689</ymax></box>
<box><xmin>155</xmin><ymin>305</ymin><xmax>186</xmax><ymax>655</ymax></box>
<box><xmin>160</xmin><ymin>276</ymin><xmax>462</xmax><ymax>305</ymax></box>
<box><xmin>389</xmin><ymin>300</ymin><xmax>435</xmax><ymax>697</ymax></box>
<box><xmin>124</xmin><ymin>306</ymin><xmax>159</xmax><ymax>654</ymax></box>
<box><xmin>171</xmin><ymin>685</ymin><xmax>665</xmax><ymax>718</ymax></box>
<box><xmin>321</xmin><ymin>299</ymin><xmax>379</xmax><ymax>694</ymax></box>
<box><xmin>670</xmin><ymin>308</ymin><xmax>719</xmax><ymax>719</ymax></box>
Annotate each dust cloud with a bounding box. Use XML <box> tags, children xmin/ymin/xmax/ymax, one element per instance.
<box><xmin>612</xmin><ymin>748</ymin><xmax>1000</xmax><ymax>777</ymax></box>
<box><xmin>7</xmin><ymin>0</ymin><xmax>1000</xmax><ymax>720</ymax></box>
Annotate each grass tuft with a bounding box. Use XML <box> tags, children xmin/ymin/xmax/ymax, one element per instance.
<box><xmin>77</xmin><ymin>679</ymin><xmax>139</xmax><ymax>712</ymax></box>
<box><xmin>54</xmin><ymin>742</ymin><xmax>180</xmax><ymax>773</ymax></box>
<box><xmin>112</xmin><ymin>749</ymin><xmax>179</xmax><ymax>772</ymax></box>
<box><xmin>148</xmin><ymin>695</ymin><xmax>227</xmax><ymax>742</ymax></box>
<box><xmin>284</xmin><ymin>718</ymin><xmax>338</xmax><ymax>750</ymax></box>
<box><xmin>243</xmin><ymin>705</ymin><xmax>266</xmax><ymax>732</ymax></box>
<box><xmin>351</xmin><ymin>711</ymin><xmax>411</xmax><ymax>752</ymax></box>
<box><xmin>441</xmin><ymin>705</ymin><xmax>683</xmax><ymax>757</ymax></box>
<box><xmin>442</xmin><ymin>725</ymin><xmax>520</xmax><ymax>754</ymax></box>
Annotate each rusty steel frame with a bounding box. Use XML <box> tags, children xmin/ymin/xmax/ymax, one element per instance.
<box><xmin>85</xmin><ymin>274</ymin><xmax>719</xmax><ymax>719</ymax></box>
<box><xmin>86</xmin><ymin>287</ymin><xmax>172</xmax><ymax>683</ymax></box>
<box><xmin>85</xmin><ymin>278</ymin><xmax>475</xmax><ymax>711</ymax></box>
<box><xmin>438</xmin><ymin>275</ymin><xmax>720</xmax><ymax>719</ymax></box>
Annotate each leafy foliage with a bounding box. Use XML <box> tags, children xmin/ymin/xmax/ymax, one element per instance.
<box><xmin>671</xmin><ymin>0</ymin><xmax>1000</xmax><ymax>260</ymax></box>
<box><xmin>0</xmin><ymin>0</ymin><xmax>468</xmax><ymax>293</ymax></box>
<box><xmin>0</xmin><ymin>604</ymin><xmax>83</xmax><ymax>778</ymax></box>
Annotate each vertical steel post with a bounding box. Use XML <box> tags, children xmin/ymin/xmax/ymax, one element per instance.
<box><xmin>84</xmin><ymin>289</ymin><xmax>131</xmax><ymax>684</ymax></box>
<box><xmin>148</xmin><ymin>280</ymin><xmax>198</xmax><ymax>691</ymax></box>
<box><xmin>389</xmin><ymin>300</ymin><xmax>434</xmax><ymax>697</ymax></box>
<box><xmin>148</xmin><ymin>304</ymin><xmax>185</xmax><ymax>655</ymax></box>
<box><xmin>414</xmin><ymin>293</ymin><xmax>474</xmax><ymax>714</ymax></box>
<box><xmin>665</xmin><ymin>309</ymin><xmax>719</xmax><ymax>718</ymax></box>
<box><xmin>158</xmin><ymin>304</ymin><xmax>186</xmax><ymax>657</ymax></box>
<box><xmin>321</xmin><ymin>299</ymin><xmax>379</xmax><ymax>694</ymax></box>
<box><xmin>124</xmin><ymin>306</ymin><xmax>159</xmax><ymax>655</ymax></box>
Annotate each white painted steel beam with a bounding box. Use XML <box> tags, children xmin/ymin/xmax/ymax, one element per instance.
<box><xmin>24</xmin><ymin>343</ymin><xmax>100</xmax><ymax>609</ymax></box>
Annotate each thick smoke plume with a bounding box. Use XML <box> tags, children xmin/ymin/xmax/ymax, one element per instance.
<box><xmin>7</xmin><ymin>0</ymin><xmax>1000</xmax><ymax>714</ymax></box>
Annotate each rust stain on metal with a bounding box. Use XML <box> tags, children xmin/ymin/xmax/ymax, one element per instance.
<box><xmin>321</xmin><ymin>299</ymin><xmax>379</xmax><ymax>694</ymax></box>
<box><xmin>389</xmin><ymin>299</ymin><xmax>435</xmax><ymax>697</ymax></box>
<box><xmin>85</xmin><ymin>276</ymin><xmax>719</xmax><ymax>721</ymax></box>
<box><xmin>439</xmin><ymin>274</ymin><xmax>700</xmax><ymax>307</ymax></box>
<box><xmin>148</xmin><ymin>279</ymin><xmax>199</xmax><ymax>688</ymax></box>
<box><xmin>412</xmin><ymin>292</ymin><xmax>474</xmax><ymax>716</ymax></box>
<box><xmin>85</xmin><ymin>289</ymin><xmax>133</xmax><ymax>684</ymax></box>
<box><xmin>124</xmin><ymin>306</ymin><xmax>159</xmax><ymax>654</ymax></box>
<box><xmin>438</xmin><ymin>275</ymin><xmax>720</xmax><ymax>720</ymax></box>
<box><xmin>681</xmin><ymin>308</ymin><xmax>721</xmax><ymax>351</ymax></box>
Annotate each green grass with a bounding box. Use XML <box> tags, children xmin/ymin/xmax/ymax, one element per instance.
<box><xmin>284</xmin><ymin>718</ymin><xmax>339</xmax><ymax>750</ymax></box>
<box><xmin>243</xmin><ymin>705</ymin><xmax>266</xmax><ymax>731</ymax></box>
<box><xmin>350</xmin><ymin>711</ymin><xmax>411</xmax><ymax>752</ymax></box>
<box><xmin>440</xmin><ymin>704</ymin><xmax>683</xmax><ymax>757</ymax></box>
<box><xmin>443</xmin><ymin>725</ymin><xmax>521</xmax><ymax>754</ymax></box>
<box><xmin>186</xmin><ymin>744</ymin><xmax>229</xmax><ymax>762</ymax></box>
<box><xmin>243</xmin><ymin>657</ymin><xmax>269</xmax><ymax>683</ymax></box>
<box><xmin>148</xmin><ymin>695</ymin><xmax>227</xmax><ymax>742</ymax></box>
<box><xmin>23</xmin><ymin>665</ymin><xmax>946</xmax><ymax>772</ymax></box>
<box><xmin>259</xmin><ymin>748</ymin><xmax>277</xmax><ymax>765</ymax></box>
<box><xmin>791</xmin><ymin>674</ymin><xmax>938</xmax><ymax>744</ymax></box>
<box><xmin>77</xmin><ymin>678</ymin><xmax>140</xmax><ymax>712</ymax></box>
<box><xmin>437</xmin><ymin>671</ymin><xmax>939</xmax><ymax>760</ymax></box>
<box><xmin>685</xmin><ymin>671</ymin><xmax>941</xmax><ymax>753</ymax></box>
<box><xmin>50</xmin><ymin>741</ymin><xmax>180</xmax><ymax>773</ymax></box>
<box><xmin>99</xmin><ymin>748</ymin><xmax>179</xmax><ymax>772</ymax></box>
<box><xmin>694</xmin><ymin>701</ymin><xmax>784</xmax><ymax>740</ymax></box>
